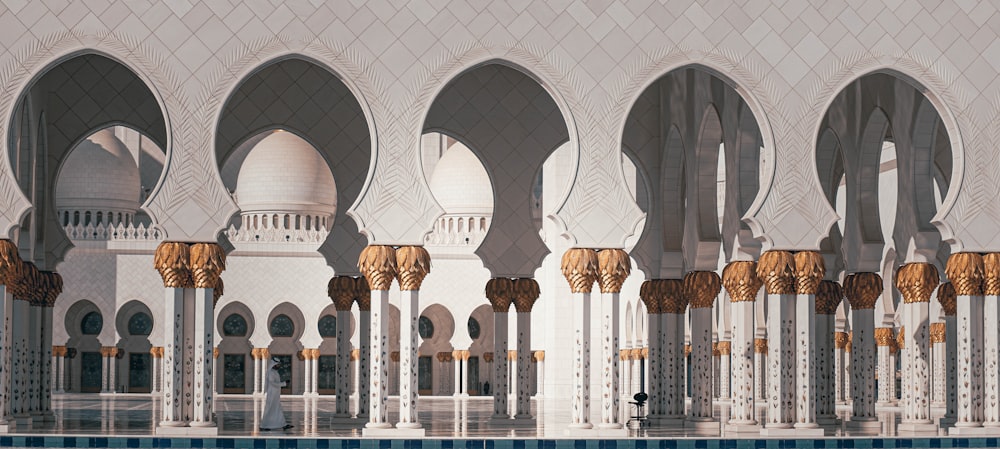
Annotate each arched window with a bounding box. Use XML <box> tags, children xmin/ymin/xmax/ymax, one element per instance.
<box><xmin>467</xmin><ymin>317</ymin><xmax>481</xmax><ymax>340</ymax></box>
<box><xmin>318</xmin><ymin>315</ymin><xmax>337</xmax><ymax>338</ymax></box>
<box><xmin>418</xmin><ymin>315</ymin><xmax>434</xmax><ymax>339</ymax></box>
<box><xmin>127</xmin><ymin>312</ymin><xmax>153</xmax><ymax>336</ymax></box>
<box><xmin>81</xmin><ymin>311</ymin><xmax>103</xmax><ymax>335</ymax></box>
<box><xmin>269</xmin><ymin>314</ymin><xmax>294</xmax><ymax>337</ymax></box>
<box><xmin>223</xmin><ymin>314</ymin><xmax>248</xmax><ymax>337</ymax></box>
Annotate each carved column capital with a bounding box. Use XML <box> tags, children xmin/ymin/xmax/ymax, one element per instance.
<box><xmin>352</xmin><ymin>349</ymin><xmax>361</xmax><ymax>361</ymax></box>
<box><xmin>657</xmin><ymin>279</ymin><xmax>687</xmax><ymax>314</ymax></box>
<box><xmin>684</xmin><ymin>344</ymin><xmax>691</xmax><ymax>356</ymax></box>
<box><xmin>834</xmin><ymin>332</ymin><xmax>849</xmax><ymax>349</ymax></box>
<box><xmin>896</xmin><ymin>326</ymin><xmax>905</xmax><ymax>349</ymax></box>
<box><xmin>512</xmin><ymin>278</ymin><xmax>540</xmax><ymax>312</ymax></box>
<box><xmin>717</xmin><ymin>341</ymin><xmax>731</xmax><ymax>355</ymax></box>
<box><xmin>328</xmin><ymin>276</ymin><xmax>357</xmax><ymax>311</ymax></box>
<box><xmin>722</xmin><ymin>261</ymin><xmax>762</xmax><ymax>302</ymax></box>
<box><xmin>561</xmin><ymin>248</ymin><xmax>598</xmax><ymax>293</ymax></box>
<box><xmin>533</xmin><ymin>351</ymin><xmax>544</xmax><ymax>362</ymax></box>
<box><xmin>984</xmin><ymin>253</ymin><xmax>1000</xmax><ymax>295</ymax></box>
<box><xmin>712</xmin><ymin>342</ymin><xmax>721</xmax><ymax>356</ymax></box>
<box><xmin>895</xmin><ymin>262</ymin><xmax>939</xmax><ymax>303</ymax></box>
<box><xmin>213</xmin><ymin>347</ymin><xmax>220</xmax><ymax>359</ymax></box>
<box><xmin>874</xmin><ymin>328</ymin><xmax>894</xmax><ymax>346</ymax></box>
<box><xmin>483</xmin><ymin>352</ymin><xmax>493</xmax><ymax>363</ymax></box>
<box><xmin>485</xmin><ymin>277</ymin><xmax>513</xmax><ymax>312</ymax></box>
<box><xmin>937</xmin><ymin>282</ymin><xmax>956</xmax><ymax>316</ymax></box>
<box><xmin>358</xmin><ymin>245</ymin><xmax>396</xmax><ymax>291</ymax></box>
<box><xmin>815</xmin><ymin>280</ymin><xmax>842</xmax><ymax>314</ymax></box>
<box><xmin>354</xmin><ymin>276</ymin><xmax>371</xmax><ymax>311</ymax></box>
<box><xmin>507</xmin><ymin>350</ymin><xmax>516</xmax><ymax>361</ymax></box>
<box><xmin>945</xmin><ymin>252</ymin><xmax>984</xmax><ymax>296</ymax></box>
<box><xmin>845</xmin><ymin>332</ymin><xmax>853</xmax><ymax>353</ymax></box>
<box><xmin>191</xmin><ymin>243</ymin><xmax>226</xmax><ymax>289</ymax></box>
<box><xmin>8</xmin><ymin>261</ymin><xmax>37</xmax><ymax>300</ymax></box>
<box><xmin>794</xmin><ymin>251</ymin><xmax>825</xmax><ymax>295</ymax></box>
<box><xmin>597</xmin><ymin>249</ymin><xmax>630</xmax><ymax>294</ymax></box>
<box><xmin>639</xmin><ymin>281</ymin><xmax>660</xmax><ymax>314</ymax></box>
<box><xmin>930</xmin><ymin>323</ymin><xmax>946</xmax><ymax>343</ymax></box>
<box><xmin>150</xmin><ymin>347</ymin><xmax>163</xmax><ymax>358</ymax></box>
<box><xmin>0</xmin><ymin>239</ymin><xmax>22</xmax><ymax>286</ymax></box>
<box><xmin>396</xmin><ymin>246</ymin><xmax>430</xmax><ymax>291</ymax></box>
<box><xmin>843</xmin><ymin>272</ymin><xmax>883</xmax><ymax>309</ymax></box>
<box><xmin>213</xmin><ymin>277</ymin><xmax>224</xmax><ymax>306</ymax></box>
<box><xmin>155</xmin><ymin>242</ymin><xmax>191</xmax><ymax>288</ymax></box>
<box><xmin>754</xmin><ymin>338</ymin><xmax>768</xmax><ymax>354</ymax></box>
<box><xmin>683</xmin><ymin>271</ymin><xmax>721</xmax><ymax>309</ymax></box>
<box><xmin>756</xmin><ymin>250</ymin><xmax>795</xmax><ymax>295</ymax></box>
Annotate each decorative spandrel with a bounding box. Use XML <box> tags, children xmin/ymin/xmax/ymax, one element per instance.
<box><xmin>269</xmin><ymin>314</ymin><xmax>294</xmax><ymax>338</ymax></box>
<box><xmin>128</xmin><ymin>312</ymin><xmax>153</xmax><ymax>336</ymax></box>
<box><xmin>318</xmin><ymin>315</ymin><xmax>337</xmax><ymax>338</ymax></box>
<box><xmin>81</xmin><ymin>311</ymin><xmax>103</xmax><ymax>335</ymax></box>
<box><xmin>223</xmin><ymin>314</ymin><xmax>247</xmax><ymax>337</ymax></box>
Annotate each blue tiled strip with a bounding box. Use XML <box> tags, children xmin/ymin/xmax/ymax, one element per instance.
<box><xmin>0</xmin><ymin>439</ymin><xmax>998</xmax><ymax>449</ymax></box>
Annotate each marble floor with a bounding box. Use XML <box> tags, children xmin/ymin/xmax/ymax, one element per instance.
<box><xmin>10</xmin><ymin>394</ymin><xmax>958</xmax><ymax>438</ymax></box>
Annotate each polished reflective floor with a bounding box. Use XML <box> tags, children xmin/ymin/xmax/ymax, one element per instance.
<box><xmin>14</xmin><ymin>394</ymin><xmax>956</xmax><ymax>438</ymax></box>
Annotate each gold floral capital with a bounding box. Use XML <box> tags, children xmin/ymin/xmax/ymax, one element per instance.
<box><xmin>722</xmin><ymin>261</ymin><xmax>762</xmax><ymax>302</ymax></box>
<box><xmin>485</xmin><ymin>277</ymin><xmax>513</xmax><ymax>312</ymax></box>
<box><xmin>834</xmin><ymin>332</ymin><xmax>849</xmax><ymax>349</ymax></box>
<box><xmin>756</xmin><ymin>251</ymin><xmax>795</xmax><ymax>295</ymax></box>
<box><xmin>683</xmin><ymin>271</ymin><xmax>721</xmax><ymax>309</ymax></box>
<box><xmin>717</xmin><ymin>341</ymin><xmax>731</xmax><ymax>355</ymax></box>
<box><xmin>874</xmin><ymin>328</ymin><xmax>894</xmax><ymax>346</ymax></box>
<box><xmin>640</xmin><ymin>281</ymin><xmax>660</xmax><ymax>314</ymax></box>
<box><xmin>512</xmin><ymin>278</ymin><xmax>540</xmax><ymax>312</ymax></box>
<box><xmin>896</xmin><ymin>327</ymin><xmax>905</xmax><ymax>349</ymax></box>
<box><xmin>597</xmin><ymin>249</ymin><xmax>630</xmax><ymax>293</ymax></box>
<box><xmin>684</xmin><ymin>344</ymin><xmax>691</xmax><ymax>356</ymax></box>
<box><xmin>213</xmin><ymin>277</ymin><xmax>224</xmax><ymax>306</ymax></box>
<box><xmin>937</xmin><ymin>282</ymin><xmax>956</xmax><ymax>316</ymax></box>
<box><xmin>945</xmin><ymin>252</ymin><xmax>984</xmax><ymax>296</ymax></box>
<box><xmin>154</xmin><ymin>242</ymin><xmax>192</xmax><ymax>288</ymax></box>
<box><xmin>794</xmin><ymin>251</ymin><xmax>825</xmax><ymax>295</ymax></box>
<box><xmin>658</xmin><ymin>279</ymin><xmax>687</xmax><ymax>314</ymax></box>
<box><xmin>895</xmin><ymin>263</ymin><xmax>939</xmax><ymax>303</ymax></box>
<box><xmin>328</xmin><ymin>276</ymin><xmax>357</xmax><ymax>311</ymax></box>
<box><xmin>358</xmin><ymin>245</ymin><xmax>397</xmax><ymax>291</ymax></box>
<box><xmin>0</xmin><ymin>239</ymin><xmax>22</xmax><ymax>286</ymax></box>
<box><xmin>190</xmin><ymin>243</ymin><xmax>226</xmax><ymax>289</ymax></box>
<box><xmin>483</xmin><ymin>352</ymin><xmax>493</xmax><ymax>363</ymax></box>
<box><xmin>815</xmin><ymin>280</ymin><xmax>842</xmax><ymax>314</ymax></box>
<box><xmin>930</xmin><ymin>323</ymin><xmax>946</xmax><ymax>343</ymax></box>
<box><xmin>533</xmin><ymin>351</ymin><xmax>544</xmax><ymax>362</ymax></box>
<box><xmin>354</xmin><ymin>276</ymin><xmax>371</xmax><ymax>311</ymax></box>
<box><xmin>984</xmin><ymin>253</ymin><xmax>1000</xmax><ymax>295</ymax></box>
<box><xmin>396</xmin><ymin>246</ymin><xmax>430</xmax><ymax>291</ymax></box>
<box><xmin>561</xmin><ymin>248</ymin><xmax>598</xmax><ymax>293</ymax></box>
<box><xmin>754</xmin><ymin>338</ymin><xmax>768</xmax><ymax>353</ymax></box>
<box><xmin>844</xmin><ymin>272</ymin><xmax>883</xmax><ymax>309</ymax></box>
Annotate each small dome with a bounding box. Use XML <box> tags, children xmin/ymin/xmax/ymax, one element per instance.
<box><xmin>55</xmin><ymin>128</ymin><xmax>140</xmax><ymax>212</ymax></box>
<box><xmin>235</xmin><ymin>131</ymin><xmax>337</xmax><ymax>216</ymax></box>
<box><xmin>429</xmin><ymin>144</ymin><xmax>493</xmax><ymax>214</ymax></box>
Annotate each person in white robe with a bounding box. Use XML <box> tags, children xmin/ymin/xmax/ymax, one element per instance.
<box><xmin>260</xmin><ymin>357</ymin><xmax>292</xmax><ymax>431</ymax></box>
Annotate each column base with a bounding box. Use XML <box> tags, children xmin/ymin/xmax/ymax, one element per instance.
<box><xmin>0</xmin><ymin>420</ymin><xmax>13</xmax><ymax>433</ymax></box>
<box><xmin>12</xmin><ymin>415</ymin><xmax>31</xmax><ymax>429</ymax></box>
<box><xmin>155</xmin><ymin>425</ymin><xmax>218</xmax><ymax>436</ymax></box>
<box><xmin>684</xmin><ymin>418</ymin><xmax>720</xmax><ymax>432</ymax></box>
<box><xmin>898</xmin><ymin>421</ymin><xmax>940</xmax><ymax>435</ymax></box>
<box><xmin>949</xmin><ymin>426</ymin><xmax>1000</xmax><ymax>436</ymax></box>
<box><xmin>362</xmin><ymin>427</ymin><xmax>425</xmax><ymax>437</ymax></box>
<box><xmin>723</xmin><ymin>422</ymin><xmax>760</xmax><ymax>434</ymax></box>
<box><xmin>759</xmin><ymin>427</ymin><xmax>799</xmax><ymax>437</ymax></box>
<box><xmin>846</xmin><ymin>419</ymin><xmax>883</xmax><ymax>432</ymax></box>
<box><xmin>985</xmin><ymin>421</ymin><xmax>1000</xmax><ymax>428</ymax></box>
<box><xmin>563</xmin><ymin>427</ymin><xmax>627</xmax><ymax>437</ymax></box>
<box><xmin>513</xmin><ymin>415</ymin><xmax>536</xmax><ymax>425</ymax></box>
<box><xmin>648</xmin><ymin>416</ymin><xmax>686</xmax><ymax>426</ymax></box>
<box><xmin>566</xmin><ymin>423</ymin><xmax>594</xmax><ymax>430</ymax></box>
<box><xmin>816</xmin><ymin>416</ymin><xmax>841</xmax><ymax>426</ymax></box>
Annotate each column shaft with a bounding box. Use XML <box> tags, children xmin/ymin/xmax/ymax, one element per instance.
<box><xmin>766</xmin><ymin>293</ymin><xmax>795</xmax><ymax>427</ymax></box>
<box><xmin>956</xmin><ymin>294</ymin><xmax>984</xmax><ymax>426</ymax></box>
<box><xmin>191</xmin><ymin>288</ymin><xmax>214</xmax><ymax>426</ymax></box>
<box><xmin>795</xmin><ymin>291</ymin><xmax>818</xmax><ymax>427</ymax></box>
<box><xmin>161</xmin><ymin>287</ymin><xmax>185</xmax><ymax>425</ymax></box>
<box><xmin>876</xmin><ymin>340</ymin><xmax>892</xmax><ymax>404</ymax></box>
<box><xmin>647</xmin><ymin>310</ymin><xmax>661</xmax><ymax>416</ymax></box>
<box><xmin>729</xmin><ymin>302</ymin><xmax>756</xmax><ymax>424</ymax></box>
<box><xmin>569</xmin><ymin>291</ymin><xmax>591</xmax><ymax>428</ymax></box>
<box><xmin>0</xmin><ymin>287</ymin><xmax>12</xmax><ymax>427</ymax></box>
<box><xmin>851</xmin><ymin>312</ymin><xmax>876</xmax><ymax>421</ymax></box>
<box><xmin>365</xmin><ymin>290</ymin><xmax>390</xmax><ymax>428</ymax></box>
<box><xmin>492</xmin><ymin>311</ymin><xmax>509</xmax><ymax>418</ymax></box>
<box><xmin>719</xmin><ymin>344</ymin><xmax>730</xmax><ymax>400</ymax></box>
<box><xmin>336</xmin><ymin>309</ymin><xmax>351</xmax><ymax>416</ymax></box>
<box><xmin>815</xmin><ymin>314</ymin><xmax>836</xmax><ymax>421</ymax></box>
<box><xmin>666</xmin><ymin>312</ymin><xmax>686</xmax><ymax>418</ymax></box>
<box><xmin>689</xmin><ymin>307</ymin><xmax>713</xmax><ymax>420</ymax></box>
<box><xmin>985</xmin><ymin>295</ymin><xmax>1000</xmax><ymax>426</ymax></box>
<box><xmin>515</xmin><ymin>312</ymin><xmax>532</xmax><ymax>419</ymax></box>
<box><xmin>358</xmin><ymin>310</ymin><xmax>371</xmax><ymax>418</ymax></box>
<box><xmin>900</xmin><ymin>301</ymin><xmax>931</xmax><ymax>423</ymax></box>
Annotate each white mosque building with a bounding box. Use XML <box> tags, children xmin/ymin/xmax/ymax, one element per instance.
<box><xmin>0</xmin><ymin>0</ymin><xmax>998</xmax><ymax>439</ymax></box>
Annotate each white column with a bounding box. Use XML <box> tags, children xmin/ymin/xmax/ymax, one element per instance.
<box><xmin>794</xmin><ymin>281</ymin><xmax>819</xmax><ymax>430</ymax></box>
<box><xmin>461</xmin><ymin>352</ymin><xmax>470</xmax><ymax>396</ymax></box>
<box><xmin>712</xmin><ymin>347</ymin><xmax>721</xmax><ymax>399</ymax></box>
<box><xmin>336</xmin><ymin>308</ymin><xmax>351</xmax><ymax>416</ymax></box>
<box><xmin>620</xmin><ymin>351</ymin><xmax>631</xmax><ymax>400</ymax></box>
<box><xmin>985</xmin><ymin>291</ymin><xmax>1000</xmax><ymax>427</ymax></box>
<box><xmin>850</xmin><ymin>309</ymin><xmax>877</xmax><ymax>422</ymax></box>
<box><xmin>569</xmin><ymin>288</ymin><xmax>591</xmax><ymax>428</ymax></box>
<box><xmin>492</xmin><ymin>309</ymin><xmax>509</xmax><ymax>419</ymax></box>
<box><xmin>535</xmin><ymin>353</ymin><xmax>544</xmax><ymax>397</ymax></box>
<box><xmin>39</xmin><ymin>305</ymin><xmax>53</xmax><ymax>419</ymax></box>
<box><xmin>815</xmin><ymin>312</ymin><xmax>836</xmax><ymax>423</ymax></box>
<box><xmin>876</xmin><ymin>332</ymin><xmax>893</xmax><ymax>405</ymax></box>
<box><xmin>190</xmin><ymin>287</ymin><xmax>214</xmax><ymax>427</ymax></box>
<box><xmin>453</xmin><ymin>353</ymin><xmax>462</xmax><ymax>396</ymax></box>
<box><xmin>397</xmin><ymin>288</ymin><xmax>422</xmax><ymax>428</ymax></box>
<box><xmin>642</xmin><ymin>283</ymin><xmax>661</xmax><ymax>418</ymax></box>
<box><xmin>945</xmin><ymin>312</ymin><xmax>958</xmax><ymax>424</ymax></box>
<box><xmin>689</xmin><ymin>306</ymin><xmax>714</xmax><ymax>422</ymax></box>
<box><xmin>311</xmin><ymin>352</ymin><xmax>319</xmax><ymax>395</ymax></box>
<box><xmin>932</xmin><ymin>325</ymin><xmax>946</xmax><ymax>407</ymax></box>
<box><xmin>160</xmin><ymin>287</ymin><xmax>185</xmax><ymax>427</ymax></box>
<box><xmin>108</xmin><ymin>350</ymin><xmax>118</xmax><ymax>394</ymax></box>
<box><xmin>598</xmin><ymin>286</ymin><xmax>621</xmax><ymax>428</ymax></box>
<box><xmin>728</xmin><ymin>299</ymin><xmax>757</xmax><ymax>428</ymax></box>
<box><xmin>51</xmin><ymin>353</ymin><xmax>60</xmax><ymax>395</ymax></box>
<box><xmin>834</xmin><ymin>333</ymin><xmax>846</xmax><ymax>404</ymax></box>
<box><xmin>666</xmin><ymin>306</ymin><xmax>687</xmax><ymax>419</ymax></box>
<box><xmin>27</xmin><ymin>304</ymin><xmax>39</xmax><ymax>415</ymax></box>
<box><xmin>364</xmin><ymin>289</ymin><xmax>390</xmax><ymax>429</ymax></box>
<box><xmin>754</xmin><ymin>339</ymin><xmax>767</xmax><ymax>403</ymax></box>
<box><xmin>10</xmin><ymin>298</ymin><xmax>29</xmax><ymax>422</ymax></box>
<box><xmin>0</xmin><ymin>286</ymin><xmax>13</xmax><ymax>431</ymax></box>
<box><xmin>719</xmin><ymin>343</ymin><xmax>730</xmax><ymax>401</ymax></box>
<box><xmin>954</xmin><ymin>289</ymin><xmax>985</xmax><ymax>428</ymax></box>
<box><xmin>765</xmin><ymin>291</ymin><xmax>795</xmax><ymax>428</ymax></box>
<box><xmin>303</xmin><ymin>356</ymin><xmax>312</xmax><ymax>395</ymax></box>
<box><xmin>252</xmin><ymin>352</ymin><xmax>262</xmax><ymax>396</ymax></box>
<box><xmin>358</xmin><ymin>308</ymin><xmax>370</xmax><ymax>419</ymax></box>
<box><xmin>900</xmin><ymin>300</ymin><xmax>933</xmax><ymax>427</ymax></box>
<box><xmin>515</xmin><ymin>310</ymin><xmax>532</xmax><ymax>419</ymax></box>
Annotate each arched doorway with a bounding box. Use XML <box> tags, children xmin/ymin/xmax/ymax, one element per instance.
<box><xmin>115</xmin><ymin>301</ymin><xmax>154</xmax><ymax>393</ymax></box>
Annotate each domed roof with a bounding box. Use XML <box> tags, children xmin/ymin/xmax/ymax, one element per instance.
<box><xmin>235</xmin><ymin>131</ymin><xmax>337</xmax><ymax>216</ymax></box>
<box><xmin>429</xmin><ymin>144</ymin><xmax>493</xmax><ymax>214</ymax></box>
<box><xmin>55</xmin><ymin>128</ymin><xmax>140</xmax><ymax>212</ymax></box>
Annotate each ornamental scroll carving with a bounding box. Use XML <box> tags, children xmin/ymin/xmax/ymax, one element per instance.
<box><xmin>396</xmin><ymin>246</ymin><xmax>430</xmax><ymax>291</ymax></box>
<box><xmin>597</xmin><ymin>249</ymin><xmax>630</xmax><ymax>294</ymax></box>
<box><xmin>756</xmin><ymin>251</ymin><xmax>795</xmax><ymax>295</ymax></box>
<box><xmin>722</xmin><ymin>261</ymin><xmax>762</xmax><ymax>303</ymax></box>
<box><xmin>358</xmin><ymin>245</ymin><xmax>396</xmax><ymax>291</ymax></box>
<box><xmin>561</xmin><ymin>248</ymin><xmax>598</xmax><ymax>293</ymax></box>
<box><xmin>794</xmin><ymin>251</ymin><xmax>825</xmax><ymax>295</ymax></box>
<box><xmin>658</xmin><ymin>279</ymin><xmax>687</xmax><ymax>314</ymax></box>
<box><xmin>945</xmin><ymin>252</ymin><xmax>984</xmax><ymax>296</ymax></box>
<box><xmin>328</xmin><ymin>276</ymin><xmax>357</xmax><ymax>311</ymax></box>
<box><xmin>683</xmin><ymin>271</ymin><xmax>721</xmax><ymax>309</ymax></box>
<box><xmin>895</xmin><ymin>263</ymin><xmax>939</xmax><ymax>303</ymax></box>
<box><xmin>485</xmin><ymin>277</ymin><xmax>513</xmax><ymax>312</ymax></box>
<box><xmin>512</xmin><ymin>278</ymin><xmax>540</xmax><ymax>313</ymax></box>
<box><xmin>937</xmin><ymin>282</ymin><xmax>956</xmax><ymax>316</ymax></box>
<box><xmin>843</xmin><ymin>272</ymin><xmax>882</xmax><ymax>309</ymax></box>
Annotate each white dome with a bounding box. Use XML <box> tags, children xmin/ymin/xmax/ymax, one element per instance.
<box><xmin>55</xmin><ymin>128</ymin><xmax>140</xmax><ymax>212</ymax></box>
<box><xmin>235</xmin><ymin>131</ymin><xmax>337</xmax><ymax>216</ymax></box>
<box><xmin>429</xmin><ymin>144</ymin><xmax>493</xmax><ymax>214</ymax></box>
